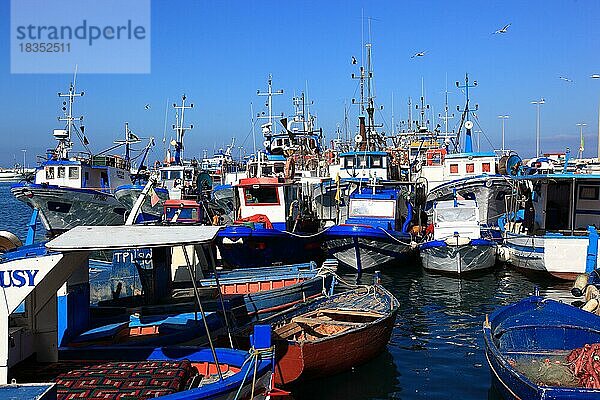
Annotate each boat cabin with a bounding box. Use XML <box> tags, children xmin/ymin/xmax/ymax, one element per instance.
<box><xmin>336</xmin><ymin>151</ymin><xmax>390</xmax><ymax>180</ymax></box>
<box><xmin>345</xmin><ymin>186</ymin><xmax>408</xmax><ymax>231</ymax></box>
<box><xmin>159</xmin><ymin>164</ymin><xmax>197</xmax><ymax>199</ymax></box>
<box><xmin>517</xmin><ymin>174</ymin><xmax>600</xmax><ymax>235</ymax></box>
<box><xmin>36</xmin><ymin>155</ymin><xmax>129</xmax><ymax>193</ymax></box>
<box><xmin>432</xmin><ymin>199</ymin><xmax>480</xmax><ymax>241</ymax></box>
<box><xmin>163</xmin><ymin>199</ymin><xmax>203</xmax><ymax>223</ymax></box>
<box><xmin>246</xmin><ymin>155</ymin><xmax>286</xmax><ymax>178</ymax></box>
<box><xmin>235</xmin><ymin>177</ymin><xmax>298</xmax><ymax>230</ymax></box>
<box><xmin>421</xmin><ymin>152</ymin><xmax>497</xmax><ymax>189</ymax></box>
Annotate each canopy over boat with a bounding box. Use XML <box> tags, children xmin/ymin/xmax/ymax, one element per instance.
<box><xmin>46</xmin><ymin>225</ymin><xmax>222</xmax><ymax>251</ymax></box>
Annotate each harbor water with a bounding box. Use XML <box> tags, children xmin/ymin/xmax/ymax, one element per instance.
<box><xmin>0</xmin><ymin>182</ymin><xmax>573</xmax><ymax>399</ymax></box>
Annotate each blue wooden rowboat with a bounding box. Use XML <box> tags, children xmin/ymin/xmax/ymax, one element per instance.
<box><xmin>483</xmin><ymin>296</ymin><xmax>600</xmax><ymax>399</ymax></box>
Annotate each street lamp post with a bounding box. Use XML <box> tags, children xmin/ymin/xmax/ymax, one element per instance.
<box><xmin>592</xmin><ymin>75</ymin><xmax>600</xmax><ymax>159</ymax></box>
<box><xmin>577</xmin><ymin>123</ymin><xmax>587</xmax><ymax>159</ymax></box>
<box><xmin>498</xmin><ymin>115</ymin><xmax>510</xmax><ymax>154</ymax></box>
<box><xmin>531</xmin><ymin>99</ymin><xmax>545</xmax><ymax>157</ymax></box>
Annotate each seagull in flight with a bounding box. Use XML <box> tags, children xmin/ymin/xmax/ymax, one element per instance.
<box><xmin>351</xmin><ymin>56</ymin><xmax>357</xmax><ymax>65</ymax></box>
<box><xmin>493</xmin><ymin>23</ymin><xmax>511</xmax><ymax>34</ymax></box>
<box><xmin>411</xmin><ymin>51</ymin><xmax>426</xmax><ymax>58</ymax></box>
<box><xmin>144</xmin><ymin>104</ymin><xmax>150</xmax><ymax>110</ymax></box>
<box><xmin>558</xmin><ymin>76</ymin><xmax>574</xmax><ymax>83</ymax></box>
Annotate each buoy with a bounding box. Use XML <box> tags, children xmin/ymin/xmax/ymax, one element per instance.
<box><xmin>571</xmin><ymin>273</ymin><xmax>589</xmax><ymax>297</ymax></box>
<box><xmin>582</xmin><ymin>298</ymin><xmax>599</xmax><ymax>313</ymax></box>
<box><xmin>0</xmin><ymin>231</ymin><xmax>22</xmax><ymax>253</ymax></box>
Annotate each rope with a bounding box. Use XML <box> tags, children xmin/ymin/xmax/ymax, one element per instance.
<box><xmin>233</xmin><ymin>346</ymin><xmax>275</xmax><ymax>400</ymax></box>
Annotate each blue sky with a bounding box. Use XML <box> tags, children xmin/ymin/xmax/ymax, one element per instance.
<box><xmin>1</xmin><ymin>0</ymin><xmax>599</xmax><ymax>167</ymax></box>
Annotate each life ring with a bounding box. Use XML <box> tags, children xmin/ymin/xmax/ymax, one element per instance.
<box><xmin>284</xmin><ymin>158</ymin><xmax>296</xmax><ymax>180</ymax></box>
<box><xmin>174</xmin><ymin>178</ymin><xmax>182</xmax><ymax>187</ymax></box>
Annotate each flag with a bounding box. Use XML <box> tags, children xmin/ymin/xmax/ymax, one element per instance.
<box><xmin>150</xmin><ymin>188</ymin><xmax>160</xmax><ymax>207</ymax></box>
<box><xmin>580</xmin><ymin>134</ymin><xmax>585</xmax><ymax>153</ymax></box>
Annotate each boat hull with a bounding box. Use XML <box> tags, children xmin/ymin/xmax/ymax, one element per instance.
<box><xmin>216</xmin><ymin>226</ymin><xmax>325</xmax><ymax>268</ymax></box>
<box><xmin>274</xmin><ymin>305</ymin><xmax>396</xmax><ymax>385</ymax></box>
<box><xmin>503</xmin><ymin>231</ymin><xmax>590</xmax><ymax>280</ymax></box>
<box><xmin>11</xmin><ymin>183</ymin><xmax>126</xmax><ymax>233</ymax></box>
<box><xmin>114</xmin><ymin>184</ymin><xmax>169</xmax><ymax>223</ymax></box>
<box><xmin>420</xmin><ymin>240</ymin><xmax>496</xmax><ymax>275</ymax></box>
<box><xmin>323</xmin><ymin>225</ymin><xmax>413</xmax><ymax>272</ymax></box>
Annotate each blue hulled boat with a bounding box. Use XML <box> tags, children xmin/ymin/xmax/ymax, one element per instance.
<box><xmin>483</xmin><ymin>296</ymin><xmax>600</xmax><ymax>399</ymax></box>
<box><xmin>323</xmin><ymin>183</ymin><xmax>415</xmax><ymax>274</ymax></box>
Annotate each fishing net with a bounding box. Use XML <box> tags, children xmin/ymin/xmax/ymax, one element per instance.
<box><xmin>509</xmin><ymin>343</ymin><xmax>600</xmax><ymax>389</ymax></box>
<box><xmin>566</xmin><ymin>343</ymin><xmax>600</xmax><ymax>389</ymax></box>
<box><xmin>510</xmin><ymin>356</ymin><xmax>578</xmax><ymax>387</ymax></box>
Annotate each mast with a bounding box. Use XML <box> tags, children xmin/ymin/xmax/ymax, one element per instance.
<box><xmin>257</xmin><ymin>74</ymin><xmax>284</xmax><ymax>139</ymax></box>
<box><xmin>172</xmin><ymin>95</ymin><xmax>194</xmax><ymax>165</ymax></box>
<box><xmin>456</xmin><ymin>73</ymin><xmax>478</xmax><ymax>153</ymax></box>
<box><xmin>56</xmin><ymin>73</ymin><xmax>84</xmax><ymax>159</ymax></box>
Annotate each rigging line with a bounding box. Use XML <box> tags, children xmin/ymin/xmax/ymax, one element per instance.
<box><xmin>472</xmin><ymin>114</ymin><xmax>496</xmax><ymax>150</ymax></box>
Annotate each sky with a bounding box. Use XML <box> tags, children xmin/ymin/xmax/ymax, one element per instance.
<box><xmin>1</xmin><ymin>0</ymin><xmax>599</xmax><ymax>167</ymax></box>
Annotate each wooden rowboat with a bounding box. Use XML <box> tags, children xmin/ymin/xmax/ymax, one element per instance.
<box><xmin>242</xmin><ymin>284</ymin><xmax>399</xmax><ymax>386</ymax></box>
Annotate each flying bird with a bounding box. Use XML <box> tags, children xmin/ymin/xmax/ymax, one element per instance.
<box><xmin>559</xmin><ymin>76</ymin><xmax>573</xmax><ymax>83</ymax></box>
<box><xmin>493</xmin><ymin>23</ymin><xmax>511</xmax><ymax>34</ymax></box>
<box><xmin>144</xmin><ymin>104</ymin><xmax>150</xmax><ymax>110</ymax></box>
<box><xmin>351</xmin><ymin>56</ymin><xmax>357</xmax><ymax>65</ymax></box>
<box><xmin>411</xmin><ymin>51</ymin><xmax>426</xmax><ymax>58</ymax></box>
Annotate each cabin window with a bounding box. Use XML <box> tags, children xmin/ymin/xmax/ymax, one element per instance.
<box><xmin>344</xmin><ymin>157</ymin><xmax>355</xmax><ymax>168</ymax></box>
<box><xmin>57</xmin><ymin>166</ymin><xmax>66</xmax><ymax>178</ymax></box>
<box><xmin>371</xmin><ymin>156</ymin><xmax>382</xmax><ymax>168</ymax></box>
<box><xmin>184</xmin><ymin>170</ymin><xmax>193</xmax><ymax>180</ymax></box>
<box><xmin>579</xmin><ymin>186</ymin><xmax>599</xmax><ymax>200</ymax></box>
<box><xmin>161</xmin><ymin>171</ymin><xmax>169</xmax><ymax>180</ymax></box>
<box><xmin>274</xmin><ymin>163</ymin><xmax>285</xmax><ymax>174</ymax></box>
<box><xmin>46</xmin><ymin>167</ymin><xmax>55</xmax><ymax>179</ymax></box>
<box><xmin>358</xmin><ymin>155</ymin><xmax>367</xmax><ymax>167</ymax></box>
<box><xmin>68</xmin><ymin>167</ymin><xmax>79</xmax><ymax>179</ymax></box>
<box><xmin>450</xmin><ymin>164</ymin><xmax>459</xmax><ymax>174</ymax></box>
<box><xmin>466</xmin><ymin>163</ymin><xmax>475</xmax><ymax>173</ymax></box>
<box><xmin>482</xmin><ymin>163</ymin><xmax>491</xmax><ymax>173</ymax></box>
<box><xmin>244</xmin><ymin>187</ymin><xmax>279</xmax><ymax>205</ymax></box>
<box><xmin>350</xmin><ymin>199</ymin><xmax>396</xmax><ymax>218</ymax></box>
<box><xmin>171</xmin><ymin>171</ymin><xmax>182</xmax><ymax>180</ymax></box>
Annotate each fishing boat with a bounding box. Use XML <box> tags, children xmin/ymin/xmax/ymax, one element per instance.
<box><xmin>483</xmin><ymin>295</ymin><xmax>600</xmax><ymax>399</ymax></box>
<box><xmin>323</xmin><ymin>181</ymin><xmax>416</xmax><ymax>274</ymax></box>
<box><xmin>0</xmin><ymin>225</ymin><xmax>275</xmax><ymax>399</ymax></box>
<box><xmin>236</xmin><ymin>281</ymin><xmax>399</xmax><ymax>386</ymax></box>
<box><xmin>216</xmin><ymin>176</ymin><xmax>324</xmax><ymax>268</ymax></box>
<box><xmin>11</xmin><ymin>79</ymin><xmax>138</xmax><ymax>234</ymax></box>
<box><xmin>420</xmin><ymin>199</ymin><xmax>496</xmax><ymax>275</ymax></box>
<box><xmin>501</xmin><ymin>173</ymin><xmax>600</xmax><ymax>280</ymax></box>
